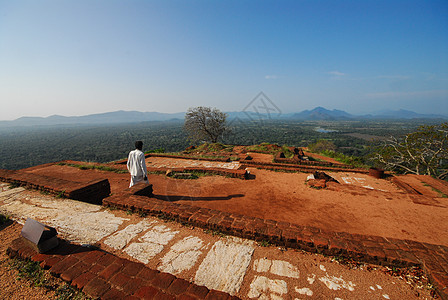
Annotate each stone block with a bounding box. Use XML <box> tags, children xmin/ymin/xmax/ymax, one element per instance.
<box><xmin>167</xmin><ymin>278</ymin><xmax>191</xmax><ymax>296</ymax></box>
<box><xmin>151</xmin><ymin>272</ymin><xmax>176</xmax><ymax>290</ymax></box>
<box><xmin>99</xmin><ymin>263</ymin><xmax>124</xmax><ymax>280</ymax></box>
<box><xmin>102</xmin><ymin>287</ymin><xmax>126</xmax><ymax>300</ymax></box>
<box><xmin>134</xmin><ymin>286</ymin><xmax>160</xmax><ymax>299</ymax></box>
<box><xmin>49</xmin><ymin>256</ymin><xmax>80</xmax><ymax>276</ymax></box>
<box><xmin>60</xmin><ymin>261</ymin><xmax>88</xmax><ymax>282</ymax></box>
<box><xmin>82</xmin><ymin>277</ymin><xmax>111</xmax><ymax>298</ymax></box>
<box><xmin>122</xmin><ymin>260</ymin><xmax>145</xmax><ymax>277</ymax></box>
<box><xmin>187</xmin><ymin>284</ymin><xmax>210</xmax><ymax>299</ymax></box>
<box><xmin>109</xmin><ymin>272</ymin><xmax>132</xmax><ymax>288</ymax></box>
<box><xmin>205</xmin><ymin>289</ymin><xmax>231</xmax><ymax>300</ymax></box>
<box><xmin>71</xmin><ymin>271</ymin><xmax>96</xmax><ymax>290</ymax></box>
<box><xmin>122</xmin><ymin>277</ymin><xmax>148</xmax><ymax>296</ymax></box>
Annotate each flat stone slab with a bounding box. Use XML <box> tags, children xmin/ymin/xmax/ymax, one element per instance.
<box><xmin>253</xmin><ymin>258</ymin><xmax>300</xmax><ymax>278</ymax></box>
<box><xmin>124</xmin><ymin>224</ymin><xmax>180</xmax><ymax>264</ymax></box>
<box><xmin>248</xmin><ymin>275</ymin><xmax>288</xmax><ymax>299</ymax></box>
<box><xmin>0</xmin><ymin>191</ymin><xmax>125</xmax><ymax>244</ymax></box>
<box><xmin>104</xmin><ymin>220</ymin><xmax>155</xmax><ymax>250</ymax></box>
<box><xmin>194</xmin><ymin>237</ymin><xmax>255</xmax><ymax>295</ymax></box>
<box><xmin>159</xmin><ymin>236</ymin><xmax>205</xmax><ymax>275</ymax></box>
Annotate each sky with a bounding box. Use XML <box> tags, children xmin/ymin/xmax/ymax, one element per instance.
<box><xmin>0</xmin><ymin>0</ymin><xmax>447</xmax><ymax>120</ymax></box>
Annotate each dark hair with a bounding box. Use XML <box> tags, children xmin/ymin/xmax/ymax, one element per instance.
<box><xmin>135</xmin><ymin>141</ymin><xmax>143</xmax><ymax>150</ymax></box>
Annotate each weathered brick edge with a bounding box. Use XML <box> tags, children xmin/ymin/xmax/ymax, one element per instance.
<box><xmin>58</xmin><ymin>160</ymin><xmax>248</xmax><ymax>180</ymax></box>
<box><xmin>7</xmin><ymin>237</ymin><xmax>239</xmax><ymax>300</ymax></box>
<box><xmin>103</xmin><ymin>194</ymin><xmax>448</xmax><ymax>299</ymax></box>
<box><xmin>0</xmin><ymin>169</ymin><xmax>111</xmax><ymax>205</ymax></box>
<box><xmin>240</xmin><ymin>160</ymin><xmax>369</xmax><ymax>174</ymax></box>
<box><xmin>273</xmin><ymin>152</ymin><xmax>335</xmax><ymax>167</ymax></box>
<box><xmin>390</xmin><ymin>177</ymin><xmax>421</xmax><ymax>195</ymax></box>
<box><xmin>114</xmin><ymin>153</ymin><xmax>232</xmax><ymax>165</ymax></box>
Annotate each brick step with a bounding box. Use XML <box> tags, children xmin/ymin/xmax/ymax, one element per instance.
<box><xmin>0</xmin><ymin>169</ymin><xmax>110</xmax><ymax>204</ymax></box>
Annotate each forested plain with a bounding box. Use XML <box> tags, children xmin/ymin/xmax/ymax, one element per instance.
<box><xmin>0</xmin><ymin>118</ymin><xmax>440</xmax><ymax>170</ymax></box>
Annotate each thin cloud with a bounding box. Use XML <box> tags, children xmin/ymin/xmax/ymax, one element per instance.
<box><xmin>327</xmin><ymin>71</ymin><xmax>346</xmax><ymax>76</ymax></box>
<box><xmin>265</xmin><ymin>75</ymin><xmax>278</xmax><ymax>79</ymax></box>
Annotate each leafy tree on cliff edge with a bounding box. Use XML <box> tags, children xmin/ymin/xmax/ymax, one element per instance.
<box><xmin>371</xmin><ymin>122</ymin><xmax>448</xmax><ymax>179</ymax></box>
<box><xmin>184</xmin><ymin>107</ymin><xmax>228</xmax><ymax>143</ymax></box>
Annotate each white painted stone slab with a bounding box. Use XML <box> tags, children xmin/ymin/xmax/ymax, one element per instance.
<box><xmin>195</xmin><ymin>237</ymin><xmax>255</xmax><ymax>295</ymax></box>
<box><xmin>270</xmin><ymin>260</ymin><xmax>300</xmax><ymax>278</ymax></box>
<box><xmin>253</xmin><ymin>258</ymin><xmax>300</xmax><ymax>278</ymax></box>
<box><xmin>53</xmin><ymin>210</ymin><xmax>126</xmax><ymax>244</ymax></box>
<box><xmin>0</xmin><ymin>187</ymin><xmax>25</xmax><ymax>200</ymax></box>
<box><xmin>295</xmin><ymin>286</ymin><xmax>313</xmax><ymax>296</ymax></box>
<box><xmin>141</xmin><ymin>224</ymin><xmax>179</xmax><ymax>245</ymax></box>
<box><xmin>104</xmin><ymin>220</ymin><xmax>155</xmax><ymax>250</ymax></box>
<box><xmin>248</xmin><ymin>275</ymin><xmax>288</xmax><ymax>298</ymax></box>
<box><xmin>253</xmin><ymin>258</ymin><xmax>271</xmax><ymax>273</ymax></box>
<box><xmin>0</xmin><ymin>194</ymin><xmax>126</xmax><ymax>244</ymax></box>
<box><xmin>319</xmin><ymin>274</ymin><xmax>356</xmax><ymax>291</ymax></box>
<box><xmin>124</xmin><ymin>242</ymin><xmax>164</xmax><ymax>264</ymax></box>
<box><xmin>159</xmin><ymin>236</ymin><xmax>204</xmax><ymax>275</ymax></box>
<box><xmin>124</xmin><ymin>224</ymin><xmax>179</xmax><ymax>264</ymax></box>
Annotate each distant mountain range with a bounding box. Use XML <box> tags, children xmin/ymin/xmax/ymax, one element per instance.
<box><xmin>0</xmin><ymin>108</ymin><xmax>446</xmax><ymax>127</ymax></box>
<box><xmin>289</xmin><ymin>107</ymin><xmax>354</xmax><ymax>120</ymax></box>
<box><xmin>288</xmin><ymin>107</ymin><xmax>447</xmax><ymax>121</ymax></box>
<box><xmin>0</xmin><ymin>111</ymin><xmax>185</xmax><ymax>127</ymax></box>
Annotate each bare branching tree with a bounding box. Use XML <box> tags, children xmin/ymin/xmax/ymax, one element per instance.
<box><xmin>371</xmin><ymin>122</ymin><xmax>448</xmax><ymax>179</ymax></box>
<box><xmin>184</xmin><ymin>107</ymin><xmax>228</xmax><ymax>143</ymax></box>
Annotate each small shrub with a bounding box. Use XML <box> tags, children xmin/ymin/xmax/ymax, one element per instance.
<box><xmin>8</xmin><ymin>182</ymin><xmax>21</xmax><ymax>189</ymax></box>
<box><xmin>55</xmin><ymin>283</ymin><xmax>90</xmax><ymax>300</ymax></box>
<box><xmin>258</xmin><ymin>240</ymin><xmax>271</xmax><ymax>247</ymax></box>
<box><xmin>0</xmin><ymin>213</ymin><xmax>10</xmax><ymax>225</ymax></box>
<box><xmin>145</xmin><ymin>148</ymin><xmax>165</xmax><ymax>154</ymax></box>
<box><xmin>280</xmin><ymin>145</ymin><xmax>294</xmax><ymax>158</ymax></box>
<box><xmin>320</xmin><ymin>150</ymin><xmax>369</xmax><ymax>169</ymax></box>
<box><xmin>9</xmin><ymin>259</ymin><xmax>49</xmax><ymax>288</ymax></box>
<box><xmin>56</xmin><ymin>190</ymin><xmax>66</xmax><ymax>199</ymax></box>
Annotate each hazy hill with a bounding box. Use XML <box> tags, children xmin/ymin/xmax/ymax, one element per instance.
<box><xmin>364</xmin><ymin>109</ymin><xmax>447</xmax><ymax>120</ymax></box>
<box><xmin>290</xmin><ymin>107</ymin><xmax>354</xmax><ymax>120</ymax></box>
<box><xmin>0</xmin><ymin>108</ymin><xmax>446</xmax><ymax>128</ymax></box>
<box><xmin>0</xmin><ymin>111</ymin><xmax>185</xmax><ymax>127</ymax></box>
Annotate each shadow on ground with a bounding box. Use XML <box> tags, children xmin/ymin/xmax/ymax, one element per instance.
<box><xmin>153</xmin><ymin>194</ymin><xmax>245</xmax><ymax>202</ymax></box>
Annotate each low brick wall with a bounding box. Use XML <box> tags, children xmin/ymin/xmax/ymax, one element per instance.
<box><xmin>390</xmin><ymin>177</ymin><xmax>421</xmax><ymax>195</ymax></box>
<box><xmin>7</xmin><ymin>236</ymin><xmax>239</xmax><ymax>300</ymax></box>
<box><xmin>0</xmin><ymin>169</ymin><xmax>111</xmax><ymax>205</ymax></box>
<box><xmin>241</xmin><ymin>161</ymin><xmax>369</xmax><ymax>174</ymax></box>
<box><xmin>148</xmin><ymin>153</ymin><xmax>231</xmax><ymax>162</ymax></box>
<box><xmin>102</xmin><ymin>194</ymin><xmax>448</xmax><ymax>299</ymax></box>
<box><xmin>147</xmin><ymin>167</ymin><xmax>248</xmax><ymax>179</ymax></box>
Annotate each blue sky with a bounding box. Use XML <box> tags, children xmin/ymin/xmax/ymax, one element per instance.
<box><xmin>0</xmin><ymin>0</ymin><xmax>447</xmax><ymax>120</ymax></box>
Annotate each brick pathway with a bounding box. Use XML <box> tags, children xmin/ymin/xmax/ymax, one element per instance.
<box><xmin>7</xmin><ymin>237</ymin><xmax>236</xmax><ymax>300</ymax></box>
<box><xmin>104</xmin><ymin>189</ymin><xmax>448</xmax><ymax>299</ymax></box>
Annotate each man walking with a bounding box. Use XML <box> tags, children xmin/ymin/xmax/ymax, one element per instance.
<box><xmin>127</xmin><ymin>141</ymin><xmax>149</xmax><ymax>188</ymax></box>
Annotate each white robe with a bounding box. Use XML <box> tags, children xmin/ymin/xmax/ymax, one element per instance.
<box><xmin>127</xmin><ymin>149</ymin><xmax>148</xmax><ymax>187</ymax></box>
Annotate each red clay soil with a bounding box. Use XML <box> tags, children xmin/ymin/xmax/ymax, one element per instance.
<box><xmin>20</xmin><ymin>160</ymin><xmax>448</xmax><ymax>247</ymax></box>
<box><xmin>245</xmin><ymin>152</ymin><xmax>274</xmax><ymax>163</ymax></box>
<box><xmin>22</xmin><ymin>163</ymin><xmax>130</xmax><ymax>194</ymax></box>
<box><xmin>400</xmin><ymin>174</ymin><xmax>448</xmax><ymax>196</ymax></box>
<box><xmin>149</xmin><ymin>168</ymin><xmax>448</xmax><ymax>247</ymax></box>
